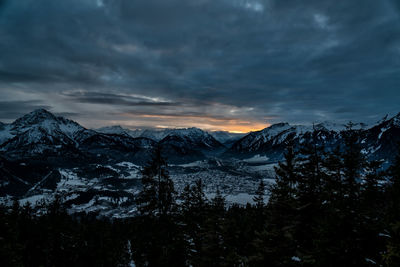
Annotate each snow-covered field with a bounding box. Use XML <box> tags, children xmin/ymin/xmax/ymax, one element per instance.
<box><xmin>2</xmin><ymin>157</ymin><xmax>277</xmax><ymax>217</ymax></box>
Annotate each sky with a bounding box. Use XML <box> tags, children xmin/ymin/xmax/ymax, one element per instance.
<box><xmin>0</xmin><ymin>0</ymin><xmax>399</xmax><ymax>133</ymax></box>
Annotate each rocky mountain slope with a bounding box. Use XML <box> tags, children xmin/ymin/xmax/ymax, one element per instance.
<box><xmin>0</xmin><ymin>109</ymin><xmax>224</xmax><ymax>165</ymax></box>
<box><xmin>227</xmin><ymin>115</ymin><xmax>400</xmax><ymax>166</ymax></box>
<box><xmin>2</xmin><ymin>109</ymin><xmax>400</xmax><ymax>216</ymax></box>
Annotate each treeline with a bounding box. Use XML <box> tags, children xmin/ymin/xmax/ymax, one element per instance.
<box><xmin>1</xmin><ymin>126</ymin><xmax>400</xmax><ymax>266</ymax></box>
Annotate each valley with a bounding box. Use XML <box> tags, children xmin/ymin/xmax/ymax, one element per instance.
<box><xmin>1</xmin><ymin>109</ymin><xmax>400</xmax><ymax>217</ymax></box>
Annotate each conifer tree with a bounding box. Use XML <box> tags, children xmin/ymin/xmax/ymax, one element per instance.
<box><xmin>321</xmin><ymin>146</ymin><xmax>343</xmax><ymax>203</ymax></box>
<box><xmin>252</xmin><ymin>179</ymin><xmax>267</xmax><ymax>231</ymax></box>
<box><xmin>386</xmin><ymin>143</ymin><xmax>400</xmax><ymax>223</ymax></box>
<box><xmin>134</xmin><ymin>147</ymin><xmax>187</xmax><ymax>266</ymax></box>
<box><xmin>359</xmin><ymin>159</ymin><xmax>385</xmax><ymax>265</ymax></box>
<box><xmin>201</xmin><ymin>189</ymin><xmax>226</xmax><ymax>266</ymax></box>
<box><xmin>297</xmin><ymin>128</ymin><xmax>325</xmax><ymax>202</ymax></box>
<box><xmin>270</xmin><ymin>139</ymin><xmax>297</xmax><ymax>204</ymax></box>
<box><xmin>251</xmin><ymin>140</ymin><xmax>298</xmax><ymax>265</ymax></box>
<box><xmin>253</xmin><ymin>180</ymin><xmax>266</xmax><ymax>209</ymax></box>
<box><xmin>181</xmin><ymin>179</ymin><xmax>207</xmax><ymax>213</ymax></box>
<box><xmin>384</xmin><ymin>144</ymin><xmax>400</xmax><ymax>266</ymax></box>
<box><xmin>341</xmin><ymin>122</ymin><xmax>365</xmax><ymax>202</ymax></box>
<box><xmin>211</xmin><ymin>188</ymin><xmax>226</xmax><ymax>213</ymax></box>
<box><xmin>294</xmin><ymin>127</ymin><xmax>325</xmax><ymax>263</ymax></box>
<box><xmin>330</xmin><ymin>122</ymin><xmax>367</xmax><ymax>265</ymax></box>
<box><xmin>315</xmin><ymin>146</ymin><xmax>346</xmax><ymax>264</ymax></box>
<box><xmin>180</xmin><ymin>179</ymin><xmax>208</xmax><ymax>265</ymax></box>
<box><xmin>136</xmin><ymin>146</ymin><xmax>176</xmax><ymax>217</ymax></box>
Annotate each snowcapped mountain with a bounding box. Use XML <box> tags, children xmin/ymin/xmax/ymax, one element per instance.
<box><xmin>0</xmin><ymin>111</ymin><xmax>236</xmax><ymax>213</ymax></box>
<box><xmin>140</xmin><ymin>127</ymin><xmax>221</xmax><ymax>144</ymax></box>
<box><xmin>160</xmin><ymin>128</ymin><xmax>223</xmax><ymax>147</ymax></box>
<box><xmin>313</xmin><ymin>121</ymin><xmax>368</xmax><ymax>132</ymax></box>
<box><xmin>98</xmin><ymin>125</ymin><xmax>243</xmax><ymax>147</ymax></box>
<box><xmin>0</xmin><ymin>109</ymin><xmax>90</xmax><ymax>160</ymax></box>
<box><xmin>96</xmin><ymin>125</ymin><xmax>226</xmax><ymax>162</ymax></box>
<box><xmin>2</xmin><ymin>109</ymin><xmax>400</xmax><ymax>166</ymax></box>
<box><xmin>0</xmin><ymin>109</ymin><xmax>156</xmax><ymax>163</ymax></box>
<box><xmin>0</xmin><ymin>109</ymin><xmax>92</xmax><ymax>144</ymax></box>
<box><xmin>11</xmin><ymin>109</ymin><xmax>86</xmax><ymax>139</ymax></box>
<box><xmin>97</xmin><ymin>126</ymin><xmax>169</xmax><ymax>140</ymax></box>
<box><xmin>2</xmin><ymin>109</ymin><xmax>400</xmax><ymax>216</ymax></box>
<box><xmin>96</xmin><ymin>126</ymin><xmax>185</xmax><ymax>141</ymax></box>
<box><xmin>228</xmin><ymin>123</ymin><xmax>329</xmax><ymax>156</ymax></box>
<box><xmin>361</xmin><ymin>113</ymin><xmax>400</xmax><ymax>161</ymax></box>
<box><xmin>227</xmin><ymin>114</ymin><xmax>400</xmax><ymax>164</ymax></box>
<box><xmin>97</xmin><ymin>125</ymin><xmax>238</xmax><ymax>144</ymax></box>
<box><xmin>0</xmin><ymin>110</ymin><xmax>223</xmax><ymax>164</ymax></box>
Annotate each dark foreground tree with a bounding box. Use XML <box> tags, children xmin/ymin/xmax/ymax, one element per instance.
<box><xmin>4</xmin><ymin>128</ymin><xmax>400</xmax><ymax>266</ymax></box>
<box><xmin>133</xmin><ymin>147</ymin><xmax>186</xmax><ymax>266</ymax></box>
<box><xmin>251</xmin><ymin>140</ymin><xmax>298</xmax><ymax>266</ymax></box>
<box><xmin>136</xmin><ymin>146</ymin><xmax>176</xmax><ymax>217</ymax></box>
<box><xmin>253</xmin><ymin>179</ymin><xmax>266</xmax><ymax>209</ymax></box>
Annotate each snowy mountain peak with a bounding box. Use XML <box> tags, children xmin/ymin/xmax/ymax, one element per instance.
<box><xmin>314</xmin><ymin>121</ymin><xmax>346</xmax><ymax>132</ymax></box>
<box><xmin>97</xmin><ymin>126</ymin><xmax>235</xmax><ymax>146</ymax></box>
<box><xmin>32</xmin><ymin>108</ymin><xmax>52</xmax><ymax>115</ymax></box>
<box><xmin>13</xmin><ymin>109</ymin><xmax>56</xmax><ymax>127</ymax></box>
<box><xmin>160</xmin><ymin>128</ymin><xmax>219</xmax><ymax>145</ymax></box>
<box><xmin>260</xmin><ymin>123</ymin><xmax>292</xmax><ymax>136</ymax></box>
<box><xmin>2</xmin><ymin>109</ymin><xmax>88</xmax><ymax>147</ymax></box>
<box><xmin>266</xmin><ymin>122</ymin><xmax>290</xmax><ymax>129</ymax></box>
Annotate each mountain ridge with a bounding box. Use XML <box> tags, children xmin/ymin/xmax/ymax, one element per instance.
<box><xmin>1</xmin><ymin>109</ymin><xmax>400</xmax><ymax>166</ymax></box>
<box><xmin>2</xmin><ymin>109</ymin><xmax>400</xmax><ymax>215</ymax></box>
<box><xmin>0</xmin><ymin>109</ymin><xmax>225</xmax><ymax>164</ymax></box>
<box><xmin>227</xmin><ymin>115</ymin><xmax>400</xmax><ymax>166</ymax></box>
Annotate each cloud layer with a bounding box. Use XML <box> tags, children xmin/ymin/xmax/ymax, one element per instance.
<box><xmin>0</xmin><ymin>0</ymin><xmax>399</xmax><ymax>131</ymax></box>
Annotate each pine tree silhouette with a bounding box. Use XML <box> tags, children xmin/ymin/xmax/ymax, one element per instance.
<box><xmin>136</xmin><ymin>146</ymin><xmax>176</xmax><ymax>217</ymax></box>
<box><xmin>253</xmin><ymin>180</ymin><xmax>266</xmax><ymax>209</ymax></box>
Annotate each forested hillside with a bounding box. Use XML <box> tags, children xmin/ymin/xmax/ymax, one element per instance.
<box><xmin>1</xmin><ymin>126</ymin><xmax>400</xmax><ymax>266</ymax></box>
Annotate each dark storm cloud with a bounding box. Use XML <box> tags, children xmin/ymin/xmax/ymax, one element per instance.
<box><xmin>64</xmin><ymin>91</ymin><xmax>179</xmax><ymax>106</ymax></box>
<box><xmin>0</xmin><ymin>0</ymin><xmax>399</xmax><ymax>128</ymax></box>
<box><xmin>0</xmin><ymin>100</ymin><xmax>50</xmax><ymax>120</ymax></box>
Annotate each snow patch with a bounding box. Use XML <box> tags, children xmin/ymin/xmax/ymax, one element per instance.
<box><xmin>292</xmin><ymin>256</ymin><xmax>301</xmax><ymax>262</ymax></box>
<box><xmin>19</xmin><ymin>194</ymin><xmax>49</xmax><ymax>206</ymax></box>
<box><xmin>177</xmin><ymin>161</ymin><xmax>205</xmax><ymax>168</ymax></box>
<box><xmin>116</xmin><ymin>162</ymin><xmax>141</xmax><ymax>169</ymax></box>
<box><xmin>243</xmin><ymin>155</ymin><xmax>270</xmax><ymax>163</ymax></box>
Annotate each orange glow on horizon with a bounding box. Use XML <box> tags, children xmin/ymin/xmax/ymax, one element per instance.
<box><xmin>213</xmin><ymin>124</ymin><xmax>268</xmax><ymax>133</ymax></box>
<box><xmin>116</xmin><ymin>112</ymin><xmax>270</xmax><ymax>134</ymax></box>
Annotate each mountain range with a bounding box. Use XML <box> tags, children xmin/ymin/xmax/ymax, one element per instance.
<box><xmin>1</xmin><ymin>109</ymin><xmax>400</xmax><ymax>214</ymax></box>
<box><xmin>0</xmin><ymin>109</ymin><xmax>227</xmax><ymax>165</ymax></box>
<box><xmin>1</xmin><ymin>109</ymin><xmax>400</xmax><ymax>167</ymax></box>
<box><xmin>96</xmin><ymin>125</ymin><xmax>245</xmax><ymax>145</ymax></box>
<box><xmin>227</xmin><ymin>117</ymin><xmax>400</xmax><ymax>167</ymax></box>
